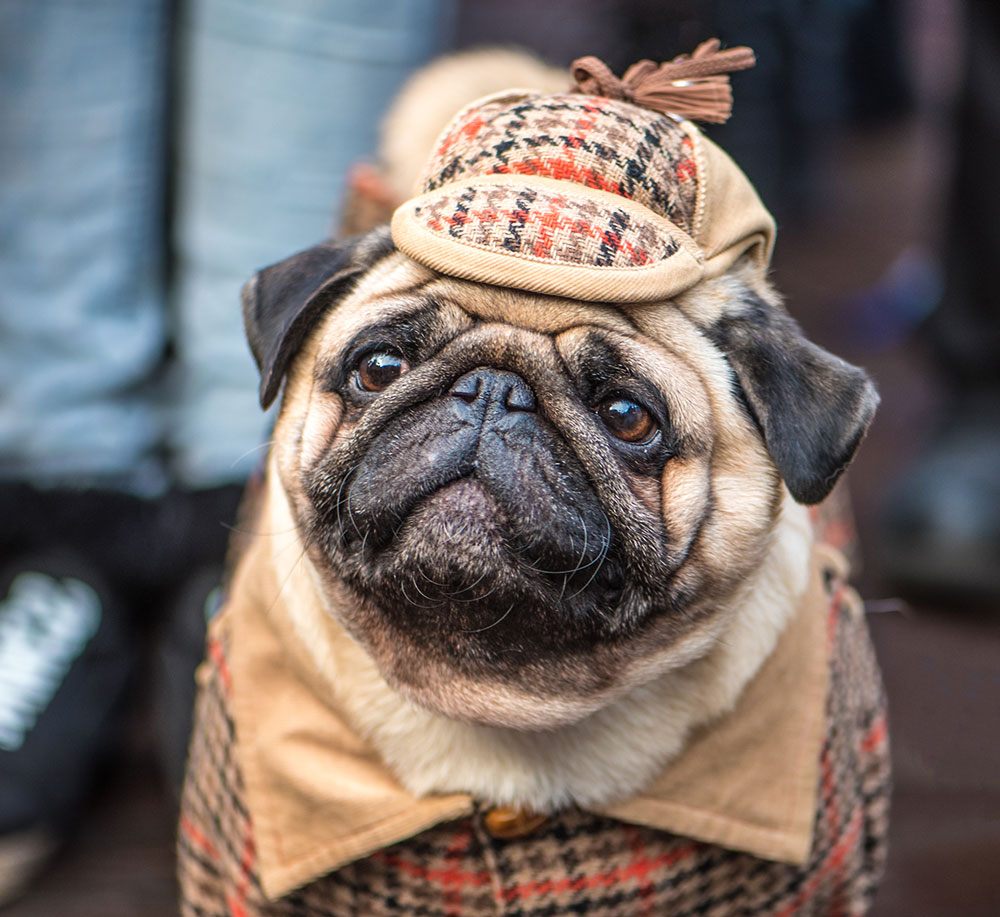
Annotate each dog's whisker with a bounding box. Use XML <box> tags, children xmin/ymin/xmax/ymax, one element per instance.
<box><xmin>265</xmin><ymin>544</ymin><xmax>309</xmax><ymax>617</ymax></box>
<box><xmin>521</xmin><ymin>554</ymin><xmax>604</xmax><ymax>575</ymax></box>
<box><xmin>333</xmin><ymin>464</ymin><xmax>366</xmax><ymax>544</ymax></box>
<box><xmin>449</xmin><ymin>578</ymin><xmax>500</xmax><ymax>604</ymax></box>
<box><xmin>331</xmin><ymin>464</ymin><xmax>359</xmax><ymax>536</ymax></box>
<box><xmin>386</xmin><ymin>515</ymin><xmax>412</xmax><ymax>544</ymax></box>
<box><xmin>230</xmin><ymin>439</ymin><xmax>275</xmax><ymax>468</ymax></box>
<box><xmin>345</xmin><ymin>475</ymin><xmax>365</xmax><ymax>540</ymax></box>
<box><xmin>275</xmin><ymin>536</ymin><xmax>311</xmax><ymax>561</ymax></box>
<box><xmin>576</xmin><ymin>510</ymin><xmax>589</xmax><ymax>573</ymax></box>
<box><xmin>513</xmin><ymin>538</ymin><xmax>599</xmax><ymax>576</ymax></box>
<box><xmin>399</xmin><ymin>578</ymin><xmax>439</xmax><ymax>610</ymax></box>
<box><xmin>420</xmin><ymin>569</ymin><xmax>451</xmax><ymax>587</ymax></box>
<box><xmin>565</xmin><ymin>514</ymin><xmax>613</xmax><ymax>601</ymax></box>
<box><xmin>460</xmin><ymin>602</ymin><xmax>515</xmax><ymax>634</ymax></box>
<box><xmin>441</xmin><ymin>567</ymin><xmax>489</xmax><ymax>596</ymax></box>
<box><xmin>410</xmin><ymin>577</ymin><xmax>438</xmax><ymax>604</ymax></box>
<box><xmin>514</xmin><ymin>510</ymin><xmax>610</xmax><ymax>578</ymax></box>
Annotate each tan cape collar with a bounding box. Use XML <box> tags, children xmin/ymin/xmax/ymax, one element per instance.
<box><xmin>214</xmin><ymin>493</ymin><xmax>833</xmax><ymax>900</ymax></box>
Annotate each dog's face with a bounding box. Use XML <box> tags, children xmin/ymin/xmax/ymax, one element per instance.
<box><xmin>243</xmin><ymin>228</ymin><xmax>876</xmax><ymax>728</ymax></box>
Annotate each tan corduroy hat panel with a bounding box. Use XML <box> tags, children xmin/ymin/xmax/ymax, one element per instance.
<box><xmin>689</xmin><ymin>124</ymin><xmax>776</xmax><ymax>278</ymax></box>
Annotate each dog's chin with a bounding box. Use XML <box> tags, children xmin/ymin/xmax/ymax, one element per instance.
<box><xmin>371</xmin><ymin>477</ymin><xmax>601</xmax><ymax>602</ymax></box>
<box><xmin>342</xmin><ymin>477</ymin><xmax>625</xmax><ymax>646</ymax></box>
<box><xmin>392</xmin><ymin>478</ymin><xmax>510</xmax><ymax>577</ymax></box>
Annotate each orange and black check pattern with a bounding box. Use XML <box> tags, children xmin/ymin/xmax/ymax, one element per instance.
<box><xmin>413</xmin><ymin>183</ymin><xmax>683</xmax><ymax>270</ymax></box>
<box><xmin>406</xmin><ymin>94</ymin><xmax>701</xmax><ymax>275</ymax></box>
<box><xmin>423</xmin><ymin>95</ymin><xmax>700</xmax><ymax>231</ymax></box>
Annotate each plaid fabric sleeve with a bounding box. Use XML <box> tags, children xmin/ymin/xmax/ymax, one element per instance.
<box><xmin>177</xmin><ymin>623</ymin><xmax>268</xmax><ymax>917</ymax></box>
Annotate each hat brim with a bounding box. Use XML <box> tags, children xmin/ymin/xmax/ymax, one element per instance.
<box><xmin>391</xmin><ymin>174</ymin><xmax>706</xmax><ymax>304</ymax></box>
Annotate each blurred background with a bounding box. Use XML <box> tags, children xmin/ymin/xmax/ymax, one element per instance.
<box><xmin>0</xmin><ymin>0</ymin><xmax>997</xmax><ymax>914</ymax></box>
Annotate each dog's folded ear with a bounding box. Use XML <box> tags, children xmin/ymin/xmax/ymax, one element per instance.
<box><xmin>242</xmin><ymin>227</ymin><xmax>396</xmax><ymax>409</ymax></box>
<box><xmin>706</xmin><ymin>293</ymin><xmax>879</xmax><ymax>505</ymax></box>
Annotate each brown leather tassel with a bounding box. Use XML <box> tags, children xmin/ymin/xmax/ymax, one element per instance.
<box><xmin>571</xmin><ymin>39</ymin><xmax>756</xmax><ymax>124</ymax></box>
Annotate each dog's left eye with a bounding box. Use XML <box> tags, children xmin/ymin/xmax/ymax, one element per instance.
<box><xmin>597</xmin><ymin>396</ymin><xmax>658</xmax><ymax>444</ymax></box>
<box><xmin>356</xmin><ymin>350</ymin><xmax>410</xmax><ymax>392</ymax></box>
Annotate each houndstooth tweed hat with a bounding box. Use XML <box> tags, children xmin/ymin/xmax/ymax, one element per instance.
<box><xmin>391</xmin><ymin>41</ymin><xmax>775</xmax><ymax>304</ymax></box>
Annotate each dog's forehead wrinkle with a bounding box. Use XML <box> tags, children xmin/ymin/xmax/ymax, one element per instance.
<box><xmin>360</xmin><ymin>248</ymin><xmax>437</xmax><ymax>294</ymax></box>
<box><xmin>359</xmin><ymin>296</ymin><xmax>460</xmax><ymax>336</ymax></box>
<box><xmin>453</xmin><ymin>320</ymin><xmax>554</xmax><ymax>353</ymax></box>
<box><xmin>555</xmin><ymin>326</ymin><xmax>686</xmax><ymax>416</ymax></box>
<box><xmin>329</xmin><ymin>296</ymin><xmax>470</xmax><ymax>361</ymax></box>
<box><xmin>426</xmin><ymin>276</ymin><xmax>640</xmax><ymax>335</ymax></box>
<box><xmin>427</xmin><ymin>327</ymin><xmax>581</xmax><ymax>408</ymax></box>
<box><xmin>558</xmin><ymin>334</ymin><xmax>625</xmax><ymax>393</ymax></box>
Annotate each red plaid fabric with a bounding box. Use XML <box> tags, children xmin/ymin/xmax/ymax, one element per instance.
<box><xmin>412</xmin><ymin>182</ymin><xmax>685</xmax><ymax>271</ymax></box>
<box><xmin>423</xmin><ymin>95</ymin><xmax>700</xmax><ymax>232</ymax></box>
<box><xmin>401</xmin><ymin>94</ymin><xmax>702</xmax><ymax>276</ymax></box>
<box><xmin>179</xmin><ymin>569</ymin><xmax>888</xmax><ymax>917</ymax></box>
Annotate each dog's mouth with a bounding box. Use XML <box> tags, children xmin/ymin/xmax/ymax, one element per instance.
<box><xmin>378</xmin><ymin>474</ymin><xmax>619</xmax><ymax>598</ymax></box>
<box><xmin>343</xmin><ymin>468</ymin><xmax>623</xmax><ymax>614</ymax></box>
<box><xmin>344</xmin><ymin>449</ymin><xmax>612</xmax><ymax>557</ymax></box>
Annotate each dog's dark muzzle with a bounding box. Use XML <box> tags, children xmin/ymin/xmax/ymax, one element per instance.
<box><xmin>320</xmin><ymin>365</ymin><xmax>620</xmax><ymax>605</ymax></box>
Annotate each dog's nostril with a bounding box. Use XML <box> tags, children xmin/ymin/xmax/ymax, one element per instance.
<box><xmin>451</xmin><ymin>369</ymin><xmax>537</xmax><ymax>412</ymax></box>
<box><xmin>451</xmin><ymin>369</ymin><xmax>538</xmax><ymax>413</ymax></box>
<box><xmin>505</xmin><ymin>381</ymin><xmax>536</xmax><ymax>412</ymax></box>
<box><xmin>451</xmin><ymin>374</ymin><xmax>481</xmax><ymax>403</ymax></box>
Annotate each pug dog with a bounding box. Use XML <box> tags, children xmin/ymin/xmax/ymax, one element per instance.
<box><xmin>179</xmin><ymin>45</ymin><xmax>889</xmax><ymax>917</ymax></box>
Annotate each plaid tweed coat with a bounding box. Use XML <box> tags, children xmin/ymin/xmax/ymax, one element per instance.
<box><xmin>178</xmin><ymin>550</ymin><xmax>889</xmax><ymax>917</ymax></box>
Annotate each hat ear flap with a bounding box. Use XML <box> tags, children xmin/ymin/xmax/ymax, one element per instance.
<box><xmin>707</xmin><ymin>294</ymin><xmax>879</xmax><ymax>505</ymax></box>
<box><xmin>242</xmin><ymin>228</ymin><xmax>395</xmax><ymax>409</ymax></box>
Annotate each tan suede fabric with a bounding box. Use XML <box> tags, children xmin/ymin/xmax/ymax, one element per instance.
<box><xmin>213</xmin><ymin>504</ymin><xmax>832</xmax><ymax>900</ymax></box>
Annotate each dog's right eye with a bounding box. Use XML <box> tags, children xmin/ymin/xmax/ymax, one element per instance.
<box><xmin>356</xmin><ymin>350</ymin><xmax>410</xmax><ymax>392</ymax></box>
<box><xmin>597</xmin><ymin>395</ymin><xmax>658</xmax><ymax>444</ymax></box>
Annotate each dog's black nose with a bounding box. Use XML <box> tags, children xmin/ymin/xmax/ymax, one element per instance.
<box><xmin>451</xmin><ymin>368</ymin><xmax>537</xmax><ymax>413</ymax></box>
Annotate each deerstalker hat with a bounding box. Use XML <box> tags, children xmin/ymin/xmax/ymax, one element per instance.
<box><xmin>391</xmin><ymin>41</ymin><xmax>774</xmax><ymax>303</ymax></box>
